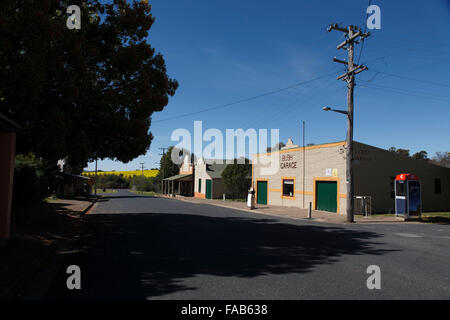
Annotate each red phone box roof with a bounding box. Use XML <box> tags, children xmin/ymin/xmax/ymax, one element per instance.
<box><xmin>395</xmin><ymin>173</ymin><xmax>419</xmax><ymax>181</ymax></box>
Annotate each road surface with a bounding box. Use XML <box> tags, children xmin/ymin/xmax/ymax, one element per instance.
<box><xmin>43</xmin><ymin>190</ymin><xmax>450</xmax><ymax>299</ymax></box>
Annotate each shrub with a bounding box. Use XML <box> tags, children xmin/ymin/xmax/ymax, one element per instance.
<box><xmin>12</xmin><ymin>154</ymin><xmax>49</xmax><ymax>208</ymax></box>
<box><xmin>130</xmin><ymin>175</ymin><xmax>160</xmax><ymax>192</ymax></box>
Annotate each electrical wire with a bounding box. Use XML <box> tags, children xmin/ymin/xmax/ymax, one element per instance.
<box><xmin>357</xmin><ymin>81</ymin><xmax>450</xmax><ymax>102</ymax></box>
<box><xmin>357</xmin><ymin>0</ymin><xmax>372</xmax><ymax>65</ymax></box>
<box><xmin>153</xmin><ymin>71</ymin><xmax>340</xmax><ymax>123</ymax></box>
<box><xmin>367</xmin><ymin>71</ymin><xmax>450</xmax><ymax>88</ymax></box>
<box><xmin>247</xmin><ymin>67</ymin><xmax>343</xmax><ymax>130</ymax></box>
<box><xmin>374</xmin><ymin>34</ymin><xmax>450</xmax><ymax>48</ymax></box>
<box><xmin>154</xmin><ymin>29</ymin><xmax>347</xmax><ymax>125</ymax></box>
<box><xmin>372</xmin><ymin>42</ymin><xmax>450</xmax><ymax>56</ymax></box>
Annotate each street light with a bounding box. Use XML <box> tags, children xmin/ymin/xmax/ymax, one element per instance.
<box><xmin>323</xmin><ymin>106</ymin><xmax>348</xmax><ymax>115</ymax></box>
<box><xmin>323</xmin><ymin>105</ymin><xmax>354</xmax><ymax>223</ymax></box>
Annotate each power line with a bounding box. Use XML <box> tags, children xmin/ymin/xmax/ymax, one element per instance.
<box><xmin>248</xmin><ymin>72</ymin><xmax>337</xmax><ymax>129</ymax></box>
<box><xmin>361</xmin><ymin>53</ymin><xmax>449</xmax><ymax>65</ymax></box>
<box><xmin>152</xmin><ymin>71</ymin><xmax>340</xmax><ymax>123</ymax></box>
<box><xmin>255</xmin><ymin>76</ymin><xmax>343</xmax><ymax>128</ymax></box>
<box><xmin>366</xmin><ymin>71</ymin><xmax>450</xmax><ymax>88</ymax></box>
<box><xmin>374</xmin><ymin>34</ymin><xmax>450</xmax><ymax>48</ymax></box>
<box><xmin>357</xmin><ymin>0</ymin><xmax>372</xmax><ymax>65</ymax></box>
<box><xmin>233</xmin><ymin>38</ymin><xmax>347</xmax><ymax>129</ymax></box>
<box><xmin>371</xmin><ymin>42</ymin><xmax>450</xmax><ymax>56</ymax></box>
<box><xmin>358</xmin><ymin>80</ymin><xmax>450</xmax><ymax>99</ymax></box>
<box><xmin>358</xmin><ymin>81</ymin><xmax>450</xmax><ymax>102</ymax></box>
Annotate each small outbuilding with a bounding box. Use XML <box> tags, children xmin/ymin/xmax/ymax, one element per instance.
<box><xmin>58</xmin><ymin>173</ymin><xmax>92</xmax><ymax>198</ymax></box>
<box><xmin>0</xmin><ymin>113</ymin><xmax>21</xmax><ymax>246</ymax></box>
<box><xmin>194</xmin><ymin>158</ymin><xmax>230</xmax><ymax>199</ymax></box>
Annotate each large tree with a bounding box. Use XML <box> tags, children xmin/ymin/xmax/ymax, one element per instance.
<box><xmin>0</xmin><ymin>0</ymin><xmax>178</xmax><ymax>170</ymax></box>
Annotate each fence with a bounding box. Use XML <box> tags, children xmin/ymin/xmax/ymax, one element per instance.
<box><xmin>354</xmin><ymin>196</ymin><xmax>372</xmax><ymax>216</ymax></box>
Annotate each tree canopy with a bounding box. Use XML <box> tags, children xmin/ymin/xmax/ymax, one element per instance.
<box><xmin>388</xmin><ymin>147</ymin><xmax>450</xmax><ymax>167</ymax></box>
<box><xmin>432</xmin><ymin>152</ymin><xmax>450</xmax><ymax>168</ymax></box>
<box><xmin>158</xmin><ymin>146</ymin><xmax>181</xmax><ymax>180</ymax></box>
<box><xmin>412</xmin><ymin>150</ymin><xmax>428</xmax><ymax>160</ymax></box>
<box><xmin>267</xmin><ymin>142</ymin><xmax>285</xmax><ymax>153</ymax></box>
<box><xmin>388</xmin><ymin>147</ymin><xmax>410</xmax><ymax>157</ymax></box>
<box><xmin>221</xmin><ymin>159</ymin><xmax>251</xmax><ymax>198</ymax></box>
<box><xmin>0</xmin><ymin>0</ymin><xmax>178</xmax><ymax>170</ymax></box>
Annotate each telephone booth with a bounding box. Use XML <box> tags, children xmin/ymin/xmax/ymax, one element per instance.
<box><xmin>395</xmin><ymin>173</ymin><xmax>421</xmax><ymax>219</ymax></box>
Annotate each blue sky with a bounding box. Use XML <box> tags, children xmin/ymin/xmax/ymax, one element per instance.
<box><xmin>85</xmin><ymin>0</ymin><xmax>450</xmax><ymax>171</ymax></box>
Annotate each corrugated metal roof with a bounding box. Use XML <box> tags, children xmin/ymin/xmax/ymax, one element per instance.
<box><xmin>163</xmin><ymin>173</ymin><xmax>192</xmax><ymax>181</ymax></box>
<box><xmin>0</xmin><ymin>113</ymin><xmax>21</xmax><ymax>132</ymax></box>
<box><xmin>206</xmin><ymin>163</ymin><xmax>228</xmax><ymax>178</ymax></box>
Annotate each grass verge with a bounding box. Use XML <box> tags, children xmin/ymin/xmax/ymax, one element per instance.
<box><xmin>363</xmin><ymin>212</ymin><xmax>450</xmax><ymax>224</ymax></box>
<box><xmin>421</xmin><ymin>212</ymin><xmax>450</xmax><ymax>224</ymax></box>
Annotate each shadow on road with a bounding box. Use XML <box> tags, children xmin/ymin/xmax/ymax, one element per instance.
<box><xmin>421</xmin><ymin>216</ymin><xmax>450</xmax><ymax>225</ymax></box>
<box><xmin>46</xmin><ymin>211</ymin><xmax>396</xmax><ymax>299</ymax></box>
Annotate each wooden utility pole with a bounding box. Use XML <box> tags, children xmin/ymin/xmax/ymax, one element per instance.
<box><xmin>94</xmin><ymin>158</ymin><xmax>98</xmax><ymax>196</ymax></box>
<box><xmin>159</xmin><ymin>147</ymin><xmax>167</xmax><ymax>193</ymax></box>
<box><xmin>328</xmin><ymin>24</ymin><xmax>369</xmax><ymax>223</ymax></box>
<box><xmin>302</xmin><ymin>120</ymin><xmax>305</xmax><ymax>209</ymax></box>
<box><xmin>139</xmin><ymin>162</ymin><xmax>145</xmax><ymax>176</ymax></box>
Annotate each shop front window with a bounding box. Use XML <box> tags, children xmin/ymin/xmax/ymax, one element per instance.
<box><xmin>282</xmin><ymin>179</ymin><xmax>294</xmax><ymax>197</ymax></box>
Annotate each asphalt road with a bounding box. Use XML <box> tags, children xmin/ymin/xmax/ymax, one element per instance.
<box><xmin>44</xmin><ymin>189</ymin><xmax>450</xmax><ymax>300</ymax></box>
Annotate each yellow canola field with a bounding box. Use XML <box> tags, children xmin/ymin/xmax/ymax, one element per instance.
<box><xmin>83</xmin><ymin>169</ymin><xmax>159</xmax><ymax>178</ymax></box>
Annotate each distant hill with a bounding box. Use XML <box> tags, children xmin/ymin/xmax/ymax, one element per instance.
<box><xmin>82</xmin><ymin>169</ymin><xmax>159</xmax><ymax>178</ymax></box>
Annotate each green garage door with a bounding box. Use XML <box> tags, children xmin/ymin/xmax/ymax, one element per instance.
<box><xmin>316</xmin><ymin>181</ymin><xmax>337</xmax><ymax>212</ymax></box>
<box><xmin>257</xmin><ymin>181</ymin><xmax>267</xmax><ymax>205</ymax></box>
<box><xmin>206</xmin><ymin>179</ymin><xmax>212</xmax><ymax>199</ymax></box>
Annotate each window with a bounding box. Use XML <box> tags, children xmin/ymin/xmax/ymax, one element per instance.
<box><xmin>198</xmin><ymin>179</ymin><xmax>201</xmax><ymax>193</ymax></box>
<box><xmin>434</xmin><ymin>178</ymin><xmax>441</xmax><ymax>194</ymax></box>
<box><xmin>282</xmin><ymin>179</ymin><xmax>294</xmax><ymax>197</ymax></box>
